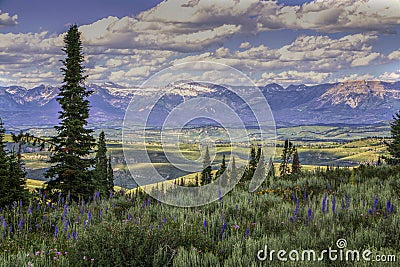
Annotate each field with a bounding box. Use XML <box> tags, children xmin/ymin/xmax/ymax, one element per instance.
<box><xmin>2</xmin><ymin>124</ymin><xmax>397</xmax><ymax>266</ymax></box>
<box><xmin>1</xmin><ymin>165</ymin><xmax>399</xmax><ymax>266</ymax></box>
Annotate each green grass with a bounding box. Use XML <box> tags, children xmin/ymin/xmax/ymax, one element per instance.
<box><xmin>1</xmin><ymin>165</ymin><xmax>400</xmax><ymax>266</ymax></box>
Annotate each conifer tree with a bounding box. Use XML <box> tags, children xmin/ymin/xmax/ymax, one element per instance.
<box><xmin>230</xmin><ymin>156</ymin><xmax>237</xmax><ymax>185</ymax></box>
<box><xmin>215</xmin><ymin>154</ymin><xmax>227</xmax><ymax>179</ymax></box>
<box><xmin>253</xmin><ymin>149</ymin><xmax>266</xmax><ymax>185</ymax></box>
<box><xmin>94</xmin><ymin>131</ymin><xmax>109</xmax><ymax>196</ymax></box>
<box><xmin>200</xmin><ymin>146</ymin><xmax>212</xmax><ymax>185</ymax></box>
<box><xmin>45</xmin><ymin>25</ymin><xmax>96</xmax><ymax>200</ymax></box>
<box><xmin>267</xmin><ymin>157</ymin><xmax>275</xmax><ymax>178</ymax></box>
<box><xmin>384</xmin><ymin>111</ymin><xmax>400</xmax><ymax>165</ymax></box>
<box><xmin>107</xmin><ymin>155</ymin><xmax>114</xmax><ymax>193</ymax></box>
<box><xmin>243</xmin><ymin>146</ymin><xmax>258</xmax><ymax>182</ymax></box>
<box><xmin>279</xmin><ymin>139</ymin><xmax>294</xmax><ymax>177</ymax></box>
<box><xmin>291</xmin><ymin>148</ymin><xmax>301</xmax><ymax>174</ymax></box>
<box><xmin>0</xmin><ymin>119</ymin><xmax>27</xmax><ymax>207</ymax></box>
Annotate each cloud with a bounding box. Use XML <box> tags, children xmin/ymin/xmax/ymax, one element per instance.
<box><xmin>258</xmin><ymin>0</ymin><xmax>400</xmax><ymax>33</ymax></box>
<box><xmin>0</xmin><ymin>10</ymin><xmax>18</xmax><ymax>27</ymax></box>
<box><xmin>260</xmin><ymin>70</ymin><xmax>331</xmax><ymax>85</ymax></box>
<box><xmin>388</xmin><ymin>49</ymin><xmax>400</xmax><ymax>61</ymax></box>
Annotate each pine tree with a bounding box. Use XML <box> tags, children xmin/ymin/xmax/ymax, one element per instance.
<box><xmin>45</xmin><ymin>25</ymin><xmax>96</xmax><ymax>200</ymax></box>
<box><xmin>384</xmin><ymin>112</ymin><xmax>400</xmax><ymax>165</ymax></box>
<box><xmin>0</xmin><ymin>119</ymin><xmax>9</xmax><ymax>206</ymax></box>
<box><xmin>215</xmin><ymin>154</ymin><xmax>227</xmax><ymax>179</ymax></box>
<box><xmin>243</xmin><ymin>146</ymin><xmax>258</xmax><ymax>182</ymax></box>
<box><xmin>200</xmin><ymin>146</ymin><xmax>212</xmax><ymax>185</ymax></box>
<box><xmin>279</xmin><ymin>139</ymin><xmax>294</xmax><ymax>177</ymax></box>
<box><xmin>230</xmin><ymin>156</ymin><xmax>237</xmax><ymax>185</ymax></box>
<box><xmin>267</xmin><ymin>157</ymin><xmax>275</xmax><ymax>178</ymax></box>
<box><xmin>107</xmin><ymin>155</ymin><xmax>114</xmax><ymax>193</ymax></box>
<box><xmin>94</xmin><ymin>131</ymin><xmax>109</xmax><ymax>196</ymax></box>
<box><xmin>0</xmin><ymin>119</ymin><xmax>27</xmax><ymax>207</ymax></box>
<box><xmin>253</xmin><ymin>149</ymin><xmax>266</xmax><ymax>185</ymax></box>
<box><xmin>291</xmin><ymin>148</ymin><xmax>301</xmax><ymax>174</ymax></box>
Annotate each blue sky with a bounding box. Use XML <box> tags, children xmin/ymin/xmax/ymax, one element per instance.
<box><xmin>0</xmin><ymin>0</ymin><xmax>399</xmax><ymax>87</ymax></box>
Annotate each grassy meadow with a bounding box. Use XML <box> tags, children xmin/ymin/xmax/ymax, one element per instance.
<box><xmin>1</xmin><ymin>165</ymin><xmax>399</xmax><ymax>266</ymax></box>
<box><xmin>1</xmin><ymin>125</ymin><xmax>398</xmax><ymax>266</ymax></box>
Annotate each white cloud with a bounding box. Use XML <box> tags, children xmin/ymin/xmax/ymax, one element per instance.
<box><xmin>379</xmin><ymin>71</ymin><xmax>400</xmax><ymax>82</ymax></box>
<box><xmin>260</xmin><ymin>70</ymin><xmax>331</xmax><ymax>85</ymax></box>
<box><xmin>388</xmin><ymin>49</ymin><xmax>400</xmax><ymax>61</ymax></box>
<box><xmin>0</xmin><ymin>10</ymin><xmax>18</xmax><ymax>27</ymax></box>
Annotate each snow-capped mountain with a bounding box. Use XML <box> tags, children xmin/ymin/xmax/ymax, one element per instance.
<box><xmin>1</xmin><ymin>80</ymin><xmax>400</xmax><ymax>128</ymax></box>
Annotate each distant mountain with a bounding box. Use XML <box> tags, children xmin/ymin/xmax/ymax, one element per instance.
<box><xmin>1</xmin><ymin>80</ymin><xmax>400</xmax><ymax>128</ymax></box>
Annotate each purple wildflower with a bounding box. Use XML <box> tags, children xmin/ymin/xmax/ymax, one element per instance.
<box><xmin>220</xmin><ymin>222</ymin><xmax>227</xmax><ymax>238</ymax></box>
<box><xmin>18</xmin><ymin>219</ymin><xmax>23</xmax><ymax>230</ymax></box>
<box><xmin>373</xmin><ymin>196</ymin><xmax>378</xmax><ymax>210</ymax></box>
<box><xmin>245</xmin><ymin>228</ymin><xmax>250</xmax><ymax>238</ymax></box>
<box><xmin>346</xmin><ymin>195</ymin><xmax>350</xmax><ymax>209</ymax></box>
<box><xmin>235</xmin><ymin>204</ymin><xmax>238</xmax><ymax>211</ymax></box>
<box><xmin>53</xmin><ymin>226</ymin><xmax>58</xmax><ymax>237</ymax></box>
<box><xmin>293</xmin><ymin>199</ymin><xmax>299</xmax><ymax>218</ymax></box>
<box><xmin>203</xmin><ymin>219</ymin><xmax>207</xmax><ymax>228</ymax></box>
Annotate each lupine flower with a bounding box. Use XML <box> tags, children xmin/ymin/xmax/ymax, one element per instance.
<box><xmin>332</xmin><ymin>195</ymin><xmax>336</xmax><ymax>213</ymax></box>
<box><xmin>373</xmin><ymin>196</ymin><xmax>378</xmax><ymax>210</ymax></box>
<box><xmin>27</xmin><ymin>207</ymin><xmax>32</xmax><ymax>214</ymax></box>
<box><xmin>346</xmin><ymin>195</ymin><xmax>350</xmax><ymax>209</ymax></box>
<box><xmin>303</xmin><ymin>192</ymin><xmax>307</xmax><ymax>201</ymax></box>
<box><xmin>386</xmin><ymin>200</ymin><xmax>392</xmax><ymax>213</ymax></box>
<box><xmin>64</xmin><ymin>220</ymin><xmax>69</xmax><ymax>231</ymax></box>
<box><xmin>235</xmin><ymin>204</ymin><xmax>238</xmax><ymax>211</ymax></box>
<box><xmin>87</xmin><ymin>210</ymin><xmax>92</xmax><ymax>221</ymax></box>
<box><xmin>147</xmin><ymin>198</ymin><xmax>152</xmax><ymax>206</ymax></box>
<box><xmin>203</xmin><ymin>219</ymin><xmax>207</xmax><ymax>228</ymax></box>
<box><xmin>245</xmin><ymin>228</ymin><xmax>250</xmax><ymax>238</ymax></box>
<box><xmin>53</xmin><ymin>226</ymin><xmax>58</xmax><ymax>237</ymax></box>
<box><xmin>163</xmin><ymin>217</ymin><xmax>167</xmax><ymax>224</ymax></box>
<box><xmin>220</xmin><ymin>222</ymin><xmax>227</xmax><ymax>236</ymax></box>
<box><xmin>18</xmin><ymin>219</ymin><xmax>23</xmax><ymax>230</ymax></box>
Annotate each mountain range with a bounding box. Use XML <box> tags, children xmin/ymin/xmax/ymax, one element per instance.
<box><xmin>1</xmin><ymin>80</ymin><xmax>400</xmax><ymax>128</ymax></box>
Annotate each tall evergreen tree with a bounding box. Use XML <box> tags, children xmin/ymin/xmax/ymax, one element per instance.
<box><xmin>0</xmin><ymin>120</ymin><xmax>9</xmax><ymax>207</ymax></box>
<box><xmin>279</xmin><ymin>139</ymin><xmax>294</xmax><ymax>177</ymax></box>
<box><xmin>94</xmin><ymin>131</ymin><xmax>111</xmax><ymax>196</ymax></box>
<box><xmin>384</xmin><ymin>111</ymin><xmax>400</xmax><ymax>165</ymax></box>
<box><xmin>291</xmin><ymin>148</ymin><xmax>301</xmax><ymax>174</ymax></box>
<box><xmin>0</xmin><ymin>119</ymin><xmax>27</xmax><ymax>207</ymax></box>
<box><xmin>243</xmin><ymin>146</ymin><xmax>258</xmax><ymax>182</ymax></box>
<box><xmin>45</xmin><ymin>25</ymin><xmax>96</xmax><ymax>200</ymax></box>
<box><xmin>253</xmin><ymin>149</ymin><xmax>266</xmax><ymax>185</ymax></box>
<box><xmin>215</xmin><ymin>154</ymin><xmax>227</xmax><ymax>179</ymax></box>
<box><xmin>267</xmin><ymin>157</ymin><xmax>275</xmax><ymax>178</ymax></box>
<box><xmin>230</xmin><ymin>156</ymin><xmax>237</xmax><ymax>185</ymax></box>
<box><xmin>107</xmin><ymin>155</ymin><xmax>114</xmax><ymax>193</ymax></box>
<box><xmin>200</xmin><ymin>146</ymin><xmax>212</xmax><ymax>185</ymax></box>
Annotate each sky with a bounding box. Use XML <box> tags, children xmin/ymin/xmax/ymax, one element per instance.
<box><xmin>0</xmin><ymin>0</ymin><xmax>400</xmax><ymax>88</ymax></box>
